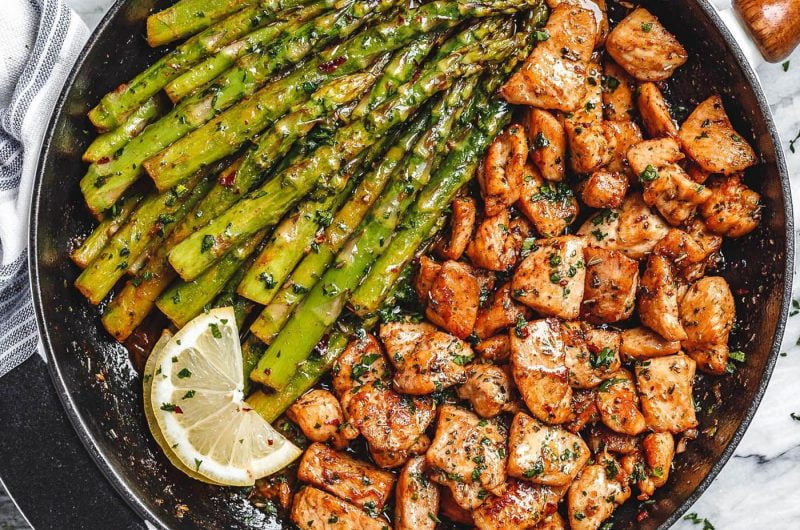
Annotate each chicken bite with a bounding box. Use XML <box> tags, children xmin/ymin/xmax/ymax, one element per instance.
<box><xmin>603</xmin><ymin>120</ymin><xmax>643</xmax><ymax>178</ymax></box>
<box><xmin>606</xmin><ymin>7</ymin><xmax>688</xmax><ymax>81</ymax></box>
<box><xmin>579</xmin><ymin>170</ymin><xmax>628</xmax><ymax>209</ymax></box>
<box><xmin>524</xmin><ymin>108</ymin><xmax>567</xmax><ymax>182</ymax></box>
<box><xmin>507</xmin><ymin>411</ymin><xmax>590</xmax><ymax>486</ymax></box>
<box><xmin>679</xmin><ymin>276</ymin><xmax>735</xmax><ymax>374</ymax></box>
<box><xmin>287</xmin><ymin>389</ymin><xmax>358</xmax><ymax>449</ymax></box>
<box><xmin>332</xmin><ymin>333</ymin><xmax>390</xmax><ymax>403</ymax></box>
<box><xmin>474</xmin><ymin>283</ymin><xmax>531</xmax><ymax>339</ymax></box>
<box><xmin>291</xmin><ymin>486</ymin><xmax>387</xmax><ymax>530</ymax></box>
<box><xmin>466</xmin><ymin>210</ymin><xmax>531</xmax><ymax>271</ymax></box>
<box><xmin>476</xmin><ymin>334</ymin><xmax>512</xmax><ymax>362</ymax></box>
<box><xmin>699</xmin><ymin>174</ymin><xmax>761</xmax><ymax>237</ymax></box>
<box><xmin>426</xmin><ymin>405</ymin><xmax>508</xmax><ymax>509</ymax></box>
<box><xmin>394</xmin><ymin>456</ymin><xmax>440</xmax><ymax>530</ymax></box>
<box><xmin>434</xmin><ymin>196</ymin><xmax>476</xmax><ymax>260</ymax></box>
<box><xmin>510</xmin><ymin>318</ymin><xmax>573</xmax><ymax>424</ymax></box>
<box><xmin>678</xmin><ymin>94</ymin><xmax>757</xmax><ymax>174</ymax></box>
<box><xmin>421</xmin><ymin>260</ymin><xmax>480</xmax><ymax>339</ymax></box>
<box><xmin>595</xmin><ymin>369</ymin><xmax>647</xmax><ymax>435</ymax></box>
<box><xmin>581</xmin><ymin>246</ymin><xmax>638</xmax><ymax>323</ymax></box>
<box><xmin>565</xmin><ymin>389</ymin><xmax>601</xmax><ymax>433</ymax></box>
<box><xmin>562</xmin><ymin>321</ymin><xmax>622</xmax><ymax>388</ymax></box>
<box><xmin>654</xmin><ymin>225</ymin><xmax>721</xmax><ymax>282</ymax></box>
<box><xmin>587</xmin><ymin>423</ymin><xmax>640</xmax><ymax>455</ymax></box>
<box><xmin>602</xmin><ymin>59</ymin><xmax>636</xmax><ymax>122</ymax></box>
<box><xmin>511</xmin><ymin>235</ymin><xmax>586</xmax><ymax>319</ymax></box>
<box><xmin>297</xmin><ymin>443</ymin><xmax>395</xmax><ymax>511</ymax></box>
<box><xmin>500</xmin><ymin>5</ymin><xmax>598</xmax><ymax>111</ymax></box>
<box><xmin>457</xmin><ymin>363</ymin><xmax>516</xmax><ymax>418</ymax></box>
<box><xmin>565</xmin><ymin>61</ymin><xmax>614</xmax><ymax>174</ymax></box>
<box><xmin>639</xmin><ymin>432</ymin><xmax>675</xmax><ymax>496</ymax></box>
<box><xmin>620</xmin><ymin>327</ymin><xmax>681</xmax><ymax>360</ymax></box>
<box><xmin>638</xmin><ymin>254</ymin><xmax>687</xmax><ymax>341</ymax></box>
<box><xmin>517</xmin><ymin>164</ymin><xmax>579</xmax><ymax>237</ymax></box>
<box><xmin>635</xmin><ymin>354</ymin><xmax>699</xmax><ymax>433</ymax></box>
<box><xmin>381</xmin><ymin>322</ymin><xmax>473</xmax><ymax>394</ymax></box>
<box><xmin>480</xmin><ymin>125</ymin><xmax>527</xmax><ymax>216</ymax></box>
<box><xmin>637</xmin><ymin>82</ymin><xmax>677</xmax><ymax>138</ymax></box>
<box><xmin>567</xmin><ymin>455</ymin><xmax>631</xmax><ymax>530</ymax></box>
<box><xmin>473</xmin><ymin>479</ymin><xmax>564</xmax><ymax>530</ymax></box>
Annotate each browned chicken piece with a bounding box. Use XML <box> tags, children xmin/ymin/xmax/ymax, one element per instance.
<box><xmin>255</xmin><ymin>473</ymin><xmax>295</xmax><ymax>510</ymax></box>
<box><xmin>474</xmin><ymin>282</ymin><xmax>531</xmax><ymax>339</ymax></box>
<box><xmin>507</xmin><ymin>411</ymin><xmax>590</xmax><ymax>486</ymax></box>
<box><xmin>291</xmin><ymin>486</ymin><xmax>387</xmax><ymax>530</ymax></box>
<box><xmin>332</xmin><ymin>333</ymin><xmax>390</xmax><ymax>404</ymax></box>
<box><xmin>297</xmin><ymin>443</ymin><xmax>395</xmax><ymax>511</ymax></box>
<box><xmin>642</xmin><ymin>164</ymin><xmax>713</xmax><ymax>226</ymax></box>
<box><xmin>473</xmin><ymin>479</ymin><xmax>563</xmax><ymax>530</ymax></box>
<box><xmin>464</xmin><ymin>264</ymin><xmax>498</xmax><ymax>305</ymax></box>
<box><xmin>603</xmin><ymin>120</ymin><xmax>643</xmax><ymax>178</ymax></box>
<box><xmin>577</xmin><ymin>192</ymin><xmax>669</xmax><ymax>258</ymax></box>
<box><xmin>524</xmin><ymin>108</ymin><xmax>567</xmax><ymax>182</ymax></box>
<box><xmin>287</xmin><ymin>389</ymin><xmax>358</xmax><ymax>449</ymax></box>
<box><xmin>422</xmin><ymin>260</ymin><xmax>480</xmax><ymax>339</ymax></box>
<box><xmin>480</xmin><ymin>125</ymin><xmax>527</xmax><ymax>216</ymax></box>
<box><xmin>466</xmin><ymin>210</ymin><xmax>531</xmax><ymax>271</ymax></box>
<box><xmin>500</xmin><ymin>5</ymin><xmax>598</xmax><ymax>111</ymax></box>
<box><xmin>426</xmin><ymin>405</ymin><xmax>508</xmax><ymax>509</ymax></box>
<box><xmin>439</xmin><ymin>486</ymin><xmax>475</xmax><ymax>525</ymax></box>
<box><xmin>546</xmin><ymin>0</ymin><xmax>610</xmax><ymax>45</ymax></box>
<box><xmin>434</xmin><ymin>196</ymin><xmax>476</xmax><ymax>260</ymax></box>
<box><xmin>567</xmin><ymin>456</ymin><xmax>631</xmax><ymax>530</ymax></box>
<box><xmin>638</xmin><ymin>254</ymin><xmax>687</xmax><ymax>341</ymax></box>
<box><xmin>457</xmin><ymin>363</ymin><xmax>516</xmax><ymax>418</ymax></box>
<box><xmin>596</xmin><ymin>368</ymin><xmax>647</xmax><ymax>435</ymax></box>
<box><xmin>517</xmin><ymin>163</ymin><xmax>579</xmax><ymax>237</ymax></box>
<box><xmin>678</xmin><ymin>94</ymin><xmax>757</xmax><ymax>174</ymax></box>
<box><xmin>637</xmin><ymin>82</ymin><xmax>677</xmax><ymax>137</ymax></box>
<box><xmin>414</xmin><ymin>256</ymin><xmax>440</xmax><ymax>301</ymax></box>
<box><xmin>394</xmin><ymin>456</ymin><xmax>440</xmax><ymax>530</ymax></box>
<box><xmin>565</xmin><ymin>60</ymin><xmax>614</xmax><ymax>174</ymax></box>
<box><xmin>536</xmin><ymin>512</ymin><xmax>567</xmax><ymax>530</ymax></box>
<box><xmin>635</xmin><ymin>354</ymin><xmax>699</xmax><ymax>433</ymax></box>
<box><xmin>579</xmin><ymin>170</ymin><xmax>628</xmax><ymax>209</ymax></box>
<box><xmin>587</xmin><ymin>423</ymin><xmax>640</xmax><ymax>455</ymax></box>
<box><xmin>654</xmin><ymin>226</ymin><xmax>719</xmax><ymax>282</ymax></box>
<box><xmin>562</xmin><ymin>321</ymin><xmax>622</xmax><ymax>388</ymax></box>
<box><xmin>565</xmin><ymin>389</ymin><xmax>600</xmax><ymax>433</ymax></box>
<box><xmin>606</xmin><ymin>7</ymin><xmax>688</xmax><ymax>81</ymax></box>
<box><xmin>602</xmin><ymin>59</ymin><xmax>636</xmax><ymax>122</ymax></box>
<box><xmin>381</xmin><ymin>322</ymin><xmax>472</xmax><ymax>394</ymax></box>
<box><xmin>627</xmin><ymin>137</ymin><xmax>684</xmax><ymax>174</ymax></box>
<box><xmin>699</xmin><ymin>174</ymin><xmax>761</xmax><ymax>237</ymax></box>
<box><xmin>581</xmin><ymin>246</ymin><xmax>638</xmax><ymax>323</ymax></box>
<box><xmin>476</xmin><ymin>334</ymin><xmax>512</xmax><ymax>362</ymax></box>
<box><xmin>510</xmin><ymin>318</ymin><xmax>573</xmax><ymax>424</ymax></box>
<box><xmin>679</xmin><ymin>276</ymin><xmax>735</xmax><ymax>374</ymax></box>
<box><xmin>512</xmin><ymin>235</ymin><xmax>586</xmax><ymax>319</ymax></box>
<box><xmin>345</xmin><ymin>380</ymin><xmax>436</xmax><ymax>468</ymax></box>
<box><xmin>641</xmin><ymin>432</ymin><xmax>674</xmax><ymax>492</ymax></box>
<box><xmin>620</xmin><ymin>327</ymin><xmax>681</xmax><ymax>360</ymax></box>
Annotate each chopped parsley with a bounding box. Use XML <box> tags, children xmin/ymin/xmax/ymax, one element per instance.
<box><xmin>208</xmin><ymin>322</ymin><xmax>222</xmax><ymax>339</ymax></box>
<box><xmin>201</xmin><ymin>234</ymin><xmax>215</xmax><ymax>253</ymax></box>
<box><xmin>639</xmin><ymin>164</ymin><xmax>659</xmax><ymax>182</ymax></box>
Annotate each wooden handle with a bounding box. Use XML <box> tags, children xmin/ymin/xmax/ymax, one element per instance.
<box><xmin>734</xmin><ymin>0</ymin><xmax>800</xmax><ymax>62</ymax></box>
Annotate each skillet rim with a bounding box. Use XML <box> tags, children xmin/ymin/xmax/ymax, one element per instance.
<box><xmin>27</xmin><ymin>0</ymin><xmax>794</xmax><ymax>528</ymax></box>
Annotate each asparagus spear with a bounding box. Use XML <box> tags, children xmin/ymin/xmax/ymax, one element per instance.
<box><xmin>250</xmin><ymin>73</ymin><xmax>482</xmax><ymax>389</ymax></box>
<box><xmin>146</xmin><ymin>0</ymin><xmax>254</xmax><ymax>47</ymax></box>
<box><xmin>74</xmin><ymin>165</ymin><xmax>218</xmax><ymax>305</ymax></box>
<box><xmin>89</xmin><ymin>0</ymin><xmax>302</xmax><ymax>131</ymax></box>
<box><xmin>143</xmin><ymin>0</ymin><xmax>538</xmax><ymax>188</ymax></box>
<box><xmin>163</xmin><ymin>0</ymin><xmax>333</xmax><ymax>102</ymax></box>
<box><xmin>245</xmin><ymin>93</ymin><xmax>438</xmax><ymax>344</ymax></box>
<box><xmin>156</xmin><ymin>229</ymin><xmax>268</xmax><ymax>327</ymax></box>
<box><xmin>213</xmin><ymin>266</ymin><xmax>257</xmax><ymax>330</ymax></box>
<box><xmin>70</xmin><ymin>192</ymin><xmax>144</xmax><ymax>268</ymax></box>
<box><xmin>168</xmin><ymin>33</ymin><xmax>515</xmax><ymax>281</ymax></box>
<box><xmin>82</xmin><ymin>97</ymin><xmax>166</xmax><ymax>163</ymax></box>
<box><xmin>82</xmin><ymin>0</ymin><xmax>392</xmax><ymax>214</ymax></box>
<box><xmin>100</xmin><ymin>74</ymin><xmax>372</xmax><ymax>341</ymax></box>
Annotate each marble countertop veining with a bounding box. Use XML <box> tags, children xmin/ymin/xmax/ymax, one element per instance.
<box><xmin>2</xmin><ymin>0</ymin><xmax>798</xmax><ymax>528</ymax></box>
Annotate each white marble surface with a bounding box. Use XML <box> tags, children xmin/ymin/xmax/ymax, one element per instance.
<box><xmin>6</xmin><ymin>0</ymin><xmax>800</xmax><ymax>528</ymax></box>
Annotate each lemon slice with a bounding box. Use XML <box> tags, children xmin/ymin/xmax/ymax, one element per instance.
<box><xmin>149</xmin><ymin>307</ymin><xmax>301</xmax><ymax>486</ymax></box>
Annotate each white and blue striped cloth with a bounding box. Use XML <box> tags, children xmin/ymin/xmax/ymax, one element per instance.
<box><xmin>0</xmin><ymin>0</ymin><xmax>88</xmax><ymax>377</ymax></box>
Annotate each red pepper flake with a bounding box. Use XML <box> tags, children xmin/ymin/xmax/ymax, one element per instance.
<box><xmin>318</xmin><ymin>56</ymin><xmax>346</xmax><ymax>73</ymax></box>
<box><xmin>218</xmin><ymin>169</ymin><xmax>237</xmax><ymax>188</ymax></box>
<box><xmin>267</xmin><ymin>439</ymin><xmax>274</xmax><ymax>446</ymax></box>
<box><xmin>637</xmin><ymin>510</ymin><xmax>650</xmax><ymax>522</ymax></box>
<box><xmin>737</xmin><ymin>288</ymin><xmax>750</xmax><ymax>295</ymax></box>
<box><xmin>263</xmin><ymin>368</ymin><xmax>271</xmax><ymax>375</ymax></box>
<box><xmin>174</xmin><ymin>406</ymin><xmax>184</xmax><ymax>414</ymax></box>
<box><xmin>242</xmin><ymin>407</ymin><xmax>252</xmax><ymax>412</ymax></box>
<box><xmin>114</xmin><ymin>83</ymin><xmax>128</xmax><ymax>94</ymax></box>
<box><xmin>97</xmin><ymin>156</ymin><xmax>110</xmax><ymax>165</ymax></box>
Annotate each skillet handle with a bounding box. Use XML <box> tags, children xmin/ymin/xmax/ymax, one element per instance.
<box><xmin>733</xmin><ymin>0</ymin><xmax>800</xmax><ymax>62</ymax></box>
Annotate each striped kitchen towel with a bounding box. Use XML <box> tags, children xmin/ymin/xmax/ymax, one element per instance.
<box><xmin>0</xmin><ymin>0</ymin><xmax>88</xmax><ymax>377</ymax></box>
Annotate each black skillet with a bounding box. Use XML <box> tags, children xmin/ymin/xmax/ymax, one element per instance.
<box><xmin>28</xmin><ymin>0</ymin><xmax>796</xmax><ymax>527</ymax></box>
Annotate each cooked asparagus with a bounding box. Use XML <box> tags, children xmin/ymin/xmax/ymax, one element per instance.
<box><xmin>146</xmin><ymin>0</ymin><xmax>254</xmax><ymax>47</ymax></box>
